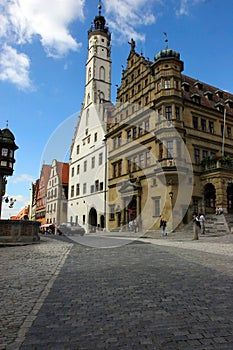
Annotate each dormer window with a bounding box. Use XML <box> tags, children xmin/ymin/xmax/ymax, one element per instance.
<box><xmin>191</xmin><ymin>93</ymin><xmax>201</xmax><ymax>104</ymax></box>
<box><xmin>194</xmin><ymin>81</ymin><xmax>203</xmax><ymax>90</ymax></box>
<box><xmin>225</xmin><ymin>99</ymin><xmax>233</xmax><ymax>108</ymax></box>
<box><xmin>182</xmin><ymin>82</ymin><xmax>190</xmax><ymax>92</ymax></box>
<box><xmin>215</xmin><ymin>102</ymin><xmax>224</xmax><ymax>112</ymax></box>
<box><xmin>204</xmin><ymin>91</ymin><xmax>213</xmax><ymax>100</ymax></box>
<box><xmin>215</xmin><ymin>89</ymin><xmax>223</xmax><ymax>98</ymax></box>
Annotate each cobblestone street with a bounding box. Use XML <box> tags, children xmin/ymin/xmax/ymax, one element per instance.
<box><xmin>1</xmin><ymin>233</ymin><xmax>233</xmax><ymax>350</ymax></box>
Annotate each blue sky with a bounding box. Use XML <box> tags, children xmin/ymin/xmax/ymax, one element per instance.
<box><xmin>1</xmin><ymin>0</ymin><xmax>233</xmax><ymax>218</ymax></box>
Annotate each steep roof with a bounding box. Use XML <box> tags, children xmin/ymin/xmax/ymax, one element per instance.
<box><xmin>56</xmin><ymin>162</ymin><xmax>69</xmax><ymax>185</ymax></box>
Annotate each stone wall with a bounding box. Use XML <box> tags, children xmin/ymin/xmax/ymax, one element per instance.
<box><xmin>0</xmin><ymin>220</ymin><xmax>40</xmax><ymax>243</ymax></box>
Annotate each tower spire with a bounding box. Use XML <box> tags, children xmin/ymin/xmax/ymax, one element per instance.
<box><xmin>163</xmin><ymin>32</ymin><xmax>169</xmax><ymax>49</ymax></box>
<box><xmin>98</xmin><ymin>0</ymin><xmax>102</xmax><ymax>16</ymax></box>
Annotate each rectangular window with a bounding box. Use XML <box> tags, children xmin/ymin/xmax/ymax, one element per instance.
<box><xmin>84</xmin><ymin>160</ymin><xmax>87</xmax><ymax>172</ymax></box>
<box><xmin>227</xmin><ymin>127</ymin><xmax>232</xmax><ymax>138</ymax></box>
<box><xmin>139</xmin><ymin>153</ymin><xmax>144</xmax><ymax>169</ymax></box>
<box><xmin>138</xmin><ymin>123</ymin><xmax>143</xmax><ymax>136</ymax></box>
<box><xmin>113</xmin><ymin>163</ymin><xmax>117</xmax><ymax>178</ymax></box>
<box><xmin>153</xmin><ymin>197</ymin><xmax>160</xmax><ymax>217</ymax></box>
<box><xmin>71</xmin><ymin>185</ymin><xmax>74</xmax><ymax>198</ymax></box>
<box><xmin>157</xmin><ymin>81</ymin><xmax>162</xmax><ymax>91</ymax></box>
<box><xmin>128</xmin><ymin>158</ymin><xmax>132</xmax><ymax>172</ymax></box>
<box><xmin>91</xmin><ymin>156</ymin><xmax>95</xmax><ymax>169</ymax></box>
<box><xmin>164</xmin><ymin>79</ymin><xmax>171</xmax><ymax>89</ymax></box>
<box><xmin>209</xmin><ymin>121</ymin><xmax>214</xmax><ymax>134</ymax></box>
<box><xmin>71</xmin><ymin>167</ymin><xmax>74</xmax><ymax>177</ymax></box>
<box><xmin>99</xmin><ymin>153</ymin><xmax>103</xmax><ymax>166</ymax></box>
<box><xmin>113</xmin><ymin>137</ymin><xmax>117</xmax><ymax>150</ymax></box>
<box><xmin>118</xmin><ymin>134</ymin><xmax>122</xmax><ymax>147</ymax></box>
<box><xmin>175</xmin><ymin>107</ymin><xmax>180</xmax><ymax>120</ymax></box>
<box><xmin>100</xmin><ymin>182</ymin><xmax>103</xmax><ymax>191</ymax></box>
<box><xmin>118</xmin><ymin>161</ymin><xmax>122</xmax><ymax>177</ymax></box>
<box><xmin>165</xmin><ymin>106</ymin><xmax>172</xmax><ymax>120</ymax></box>
<box><xmin>90</xmin><ymin>185</ymin><xmax>94</xmax><ymax>193</ymax></box>
<box><xmin>76</xmin><ymin>184</ymin><xmax>80</xmax><ymax>196</ymax></box>
<box><xmin>77</xmin><ymin>145</ymin><xmax>80</xmax><ymax>154</ymax></box>
<box><xmin>95</xmin><ymin>180</ymin><xmax>99</xmax><ymax>192</ymax></box>
<box><xmin>133</xmin><ymin>127</ymin><xmax>137</xmax><ymax>139</ymax></box>
<box><xmin>193</xmin><ymin>116</ymin><xmax>198</xmax><ymax>129</ymax></box>
<box><xmin>109</xmin><ymin>205</ymin><xmax>115</xmax><ymax>220</ymax></box>
<box><xmin>83</xmin><ymin>215</ymin><xmax>85</xmax><ymax>224</ymax></box>
<box><xmin>201</xmin><ymin>119</ymin><xmax>206</xmax><ymax>131</ymax></box>
<box><xmin>145</xmin><ymin>119</ymin><xmax>150</xmax><ymax>132</ymax></box>
<box><xmin>194</xmin><ymin>148</ymin><xmax>200</xmax><ymax>165</ymax></box>
<box><xmin>94</xmin><ymin>132</ymin><xmax>98</xmax><ymax>142</ymax></box>
<box><xmin>77</xmin><ymin>164</ymin><xmax>80</xmax><ymax>175</ymax></box>
<box><xmin>167</xmin><ymin>141</ymin><xmax>173</xmax><ymax>158</ymax></box>
<box><xmin>202</xmin><ymin>150</ymin><xmax>208</xmax><ymax>159</ymax></box>
<box><xmin>146</xmin><ymin>150</ymin><xmax>151</xmax><ymax>166</ymax></box>
<box><xmin>127</xmin><ymin>129</ymin><xmax>132</xmax><ymax>142</ymax></box>
<box><xmin>83</xmin><ymin>183</ymin><xmax>87</xmax><ymax>194</ymax></box>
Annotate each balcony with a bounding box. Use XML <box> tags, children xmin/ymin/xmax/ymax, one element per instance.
<box><xmin>201</xmin><ymin>157</ymin><xmax>233</xmax><ymax>173</ymax></box>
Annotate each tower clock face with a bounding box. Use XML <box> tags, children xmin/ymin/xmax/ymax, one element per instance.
<box><xmin>1</xmin><ymin>148</ymin><xmax>8</xmax><ymax>157</ymax></box>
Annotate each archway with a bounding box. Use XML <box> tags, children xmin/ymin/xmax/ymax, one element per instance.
<box><xmin>204</xmin><ymin>183</ymin><xmax>216</xmax><ymax>213</ymax></box>
<box><xmin>227</xmin><ymin>184</ymin><xmax>233</xmax><ymax>213</ymax></box>
<box><xmin>89</xmin><ymin>207</ymin><xmax>97</xmax><ymax>232</ymax></box>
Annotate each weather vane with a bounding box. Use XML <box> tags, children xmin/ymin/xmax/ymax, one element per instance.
<box><xmin>163</xmin><ymin>32</ymin><xmax>168</xmax><ymax>49</ymax></box>
<box><xmin>98</xmin><ymin>0</ymin><xmax>102</xmax><ymax>15</ymax></box>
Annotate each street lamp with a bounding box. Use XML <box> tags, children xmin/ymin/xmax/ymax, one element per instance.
<box><xmin>169</xmin><ymin>191</ymin><xmax>174</xmax><ymax>232</ymax></box>
<box><xmin>0</xmin><ymin>124</ymin><xmax>18</xmax><ymax>218</ymax></box>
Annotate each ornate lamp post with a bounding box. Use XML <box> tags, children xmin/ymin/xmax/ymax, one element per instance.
<box><xmin>169</xmin><ymin>191</ymin><xmax>174</xmax><ymax>233</ymax></box>
<box><xmin>0</xmin><ymin>124</ymin><xmax>18</xmax><ymax>218</ymax></box>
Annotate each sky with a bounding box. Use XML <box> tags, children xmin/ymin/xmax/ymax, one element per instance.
<box><xmin>0</xmin><ymin>0</ymin><xmax>233</xmax><ymax>218</ymax></box>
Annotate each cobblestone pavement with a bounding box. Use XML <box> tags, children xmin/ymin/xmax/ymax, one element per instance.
<box><xmin>1</xmin><ymin>233</ymin><xmax>233</xmax><ymax>350</ymax></box>
<box><xmin>0</xmin><ymin>239</ymin><xmax>72</xmax><ymax>350</ymax></box>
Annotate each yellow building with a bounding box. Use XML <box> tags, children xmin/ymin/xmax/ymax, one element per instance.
<box><xmin>106</xmin><ymin>40</ymin><xmax>233</xmax><ymax>233</ymax></box>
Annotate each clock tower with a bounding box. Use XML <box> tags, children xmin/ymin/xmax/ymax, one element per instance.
<box><xmin>68</xmin><ymin>3</ymin><xmax>112</xmax><ymax>233</ymax></box>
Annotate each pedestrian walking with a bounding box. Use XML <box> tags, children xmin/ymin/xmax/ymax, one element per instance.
<box><xmin>133</xmin><ymin>218</ymin><xmax>138</xmax><ymax>233</ymax></box>
<box><xmin>199</xmin><ymin>213</ymin><xmax>206</xmax><ymax>234</ymax></box>
<box><xmin>193</xmin><ymin>214</ymin><xmax>201</xmax><ymax>240</ymax></box>
<box><xmin>160</xmin><ymin>217</ymin><xmax>167</xmax><ymax>237</ymax></box>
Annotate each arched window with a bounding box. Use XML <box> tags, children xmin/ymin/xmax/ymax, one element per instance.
<box><xmin>99</xmin><ymin>66</ymin><xmax>105</xmax><ymax>81</ymax></box>
<box><xmin>88</xmin><ymin>67</ymin><xmax>91</xmax><ymax>82</ymax></box>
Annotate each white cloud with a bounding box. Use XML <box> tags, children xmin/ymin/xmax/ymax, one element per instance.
<box><xmin>103</xmin><ymin>0</ymin><xmax>157</xmax><ymax>43</ymax></box>
<box><xmin>1</xmin><ymin>0</ymin><xmax>84</xmax><ymax>57</ymax></box>
<box><xmin>11</xmin><ymin>174</ymin><xmax>35</xmax><ymax>184</ymax></box>
<box><xmin>176</xmin><ymin>0</ymin><xmax>207</xmax><ymax>16</ymax></box>
<box><xmin>0</xmin><ymin>0</ymin><xmax>85</xmax><ymax>88</ymax></box>
<box><xmin>0</xmin><ymin>44</ymin><xmax>32</xmax><ymax>90</ymax></box>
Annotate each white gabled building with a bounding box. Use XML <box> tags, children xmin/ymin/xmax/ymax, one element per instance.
<box><xmin>68</xmin><ymin>4</ymin><xmax>112</xmax><ymax>232</ymax></box>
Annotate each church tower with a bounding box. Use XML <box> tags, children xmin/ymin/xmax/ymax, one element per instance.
<box><xmin>68</xmin><ymin>3</ymin><xmax>112</xmax><ymax>233</ymax></box>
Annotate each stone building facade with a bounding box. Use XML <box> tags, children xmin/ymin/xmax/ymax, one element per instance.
<box><xmin>106</xmin><ymin>41</ymin><xmax>233</xmax><ymax>233</ymax></box>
